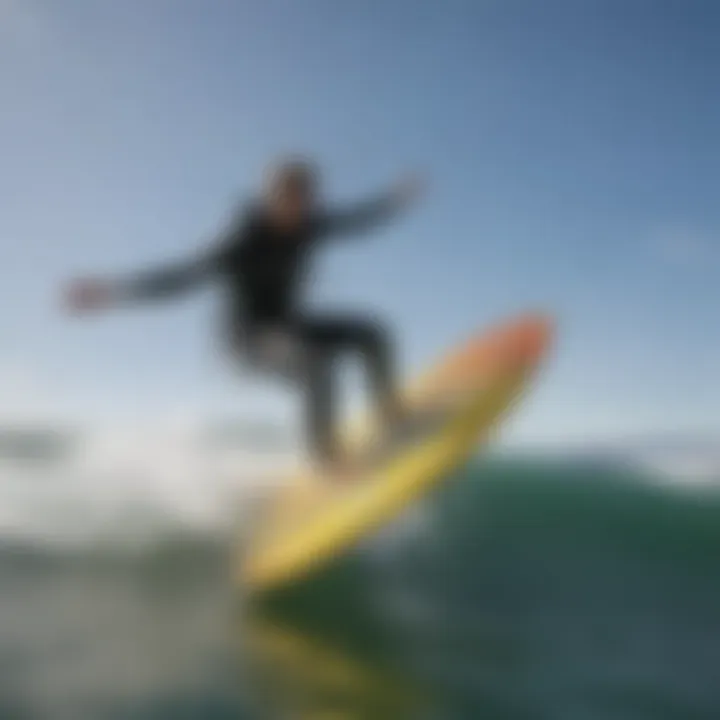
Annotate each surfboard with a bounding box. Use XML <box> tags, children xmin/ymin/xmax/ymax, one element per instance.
<box><xmin>241</xmin><ymin>312</ymin><xmax>554</xmax><ymax>594</ymax></box>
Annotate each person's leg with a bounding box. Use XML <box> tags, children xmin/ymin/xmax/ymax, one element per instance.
<box><xmin>298</xmin><ymin>313</ymin><xmax>403</xmax><ymax>439</ymax></box>
<box><xmin>241</xmin><ymin>314</ymin><xmax>402</xmax><ymax>476</ymax></box>
<box><xmin>240</xmin><ymin>320</ymin><xmax>341</xmax><ymax>468</ymax></box>
<box><xmin>302</xmin><ymin>340</ymin><xmax>338</xmax><ymax>466</ymax></box>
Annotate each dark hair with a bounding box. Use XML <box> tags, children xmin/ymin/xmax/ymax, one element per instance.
<box><xmin>266</xmin><ymin>157</ymin><xmax>319</xmax><ymax>196</ymax></box>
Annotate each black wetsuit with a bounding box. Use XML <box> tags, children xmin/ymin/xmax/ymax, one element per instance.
<box><xmin>119</xmin><ymin>192</ymin><xmax>406</xmax><ymax>463</ymax></box>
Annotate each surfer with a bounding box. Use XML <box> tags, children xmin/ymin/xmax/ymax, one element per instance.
<box><xmin>64</xmin><ymin>158</ymin><xmax>425</xmax><ymax>480</ymax></box>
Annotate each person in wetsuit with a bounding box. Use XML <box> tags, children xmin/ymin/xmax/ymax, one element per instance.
<box><xmin>65</xmin><ymin>158</ymin><xmax>425</xmax><ymax>479</ymax></box>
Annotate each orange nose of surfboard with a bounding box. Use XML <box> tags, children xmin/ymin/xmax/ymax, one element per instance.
<box><xmin>423</xmin><ymin>312</ymin><xmax>553</xmax><ymax>395</ymax></box>
<box><xmin>506</xmin><ymin>313</ymin><xmax>554</xmax><ymax>367</ymax></box>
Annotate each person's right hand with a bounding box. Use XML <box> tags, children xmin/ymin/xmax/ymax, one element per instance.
<box><xmin>63</xmin><ymin>278</ymin><xmax>116</xmax><ymax>314</ymax></box>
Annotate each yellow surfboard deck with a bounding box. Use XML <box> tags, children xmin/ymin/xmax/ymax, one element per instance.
<box><xmin>240</xmin><ymin>313</ymin><xmax>554</xmax><ymax>594</ymax></box>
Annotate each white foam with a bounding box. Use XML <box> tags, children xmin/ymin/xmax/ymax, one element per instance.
<box><xmin>0</xmin><ymin>414</ymin><xmax>300</xmax><ymax>547</ymax></box>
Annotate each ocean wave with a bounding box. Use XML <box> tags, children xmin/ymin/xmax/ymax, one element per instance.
<box><xmin>2</xmin><ymin>419</ymin><xmax>719</xmax><ymax>559</ymax></box>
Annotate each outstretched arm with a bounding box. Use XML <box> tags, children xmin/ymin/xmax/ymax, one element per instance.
<box><xmin>319</xmin><ymin>172</ymin><xmax>426</xmax><ymax>238</ymax></box>
<box><xmin>64</xmin><ymin>228</ymin><xmax>236</xmax><ymax>315</ymax></box>
<box><xmin>115</xmin><ymin>250</ymin><xmax>220</xmax><ymax>302</ymax></box>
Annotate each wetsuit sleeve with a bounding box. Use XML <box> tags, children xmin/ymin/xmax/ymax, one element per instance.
<box><xmin>316</xmin><ymin>191</ymin><xmax>405</xmax><ymax>239</ymax></box>
<box><xmin>115</xmin><ymin>250</ymin><xmax>219</xmax><ymax>302</ymax></box>
<box><xmin>111</xmin><ymin>222</ymin><xmax>239</xmax><ymax>304</ymax></box>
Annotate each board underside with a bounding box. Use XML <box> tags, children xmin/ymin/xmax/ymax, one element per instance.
<box><xmin>241</xmin><ymin>313</ymin><xmax>553</xmax><ymax>594</ymax></box>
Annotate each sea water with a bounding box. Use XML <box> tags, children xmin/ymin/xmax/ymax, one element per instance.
<box><xmin>1</xmin><ymin>453</ymin><xmax>719</xmax><ymax>719</ymax></box>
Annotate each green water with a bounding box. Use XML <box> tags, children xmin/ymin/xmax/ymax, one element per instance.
<box><xmin>2</xmin><ymin>457</ymin><xmax>719</xmax><ymax>718</ymax></box>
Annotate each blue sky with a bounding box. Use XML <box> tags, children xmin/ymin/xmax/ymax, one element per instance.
<box><xmin>1</xmin><ymin>0</ymin><xmax>718</xmax><ymax>444</ymax></box>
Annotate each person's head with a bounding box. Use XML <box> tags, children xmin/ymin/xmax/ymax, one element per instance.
<box><xmin>264</xmin><ymin>157</ymin><xmax>319</xmax><ymax>226</ymax></box>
